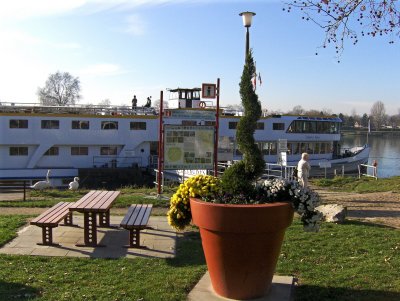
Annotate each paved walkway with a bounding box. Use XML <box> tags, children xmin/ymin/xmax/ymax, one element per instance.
<box><xmin>0</xmin><ymin>215</ymin><xmax>178</xmax><ymax>259</ymax></box>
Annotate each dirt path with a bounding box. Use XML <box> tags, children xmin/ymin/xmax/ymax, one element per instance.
<box><xmin>313</xmin><ymin>187</ymin><xmax>400</xmax><ymax>229</ymax></box>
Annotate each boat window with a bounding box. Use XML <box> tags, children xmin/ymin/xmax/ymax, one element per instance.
<box><xmin>71</xmin><ymin>147</ymin><xmax>88</xmax><ymax>156</ymax></box>
<box><xmin>130</xmin><ymin>122</ymin><xmax>147</xmax><ymax>130</ymax></box>
<box><xmin>314</xmin><ymin>143</ymin><xmax>320</xmax><ymax>154</ymax></box>
<box><xmin>9</xmin><ymin>119</ymin><xmax>28</xmax><ymax>129</ymax></box>
<box><xmin>256</xmin><ymin>122</ymin><xmax>265</xmax><ymax>130</ymax></box>
<box><xmin>293</xmin><ymin>143</ymin><xmax>301</xmax><ymax>154</ymax></box>
<box><xmin>268</xmin><ymin>142</ymin><xmax>277</xmax><ymax>155</ymax></box>
<box><xmin>257</xmin><ymin>142</ymin><xmax>269</xmax><ymax>155</ymax></box>
<box><xmin>193</xmin><ymin>91</ymin><xmax>201</xmax><ymax>100</ymax></box>
<box><xmin>272</xmin><ymin>123</ymin><xmax>284</xmax><ymax>130</ymax></box>
<box><xmin>72</xmin><ymin>120</ymin><xmax>89</xmax><ymax>129</ymax></box>
<box><xmin>287</xmin><ymin>143</ymin><xmax>293</xmax><ymax>154</ymax></box>
<box><xmin>9</xmin><ymin>147</ymin><xmax>28</xmax><ymax>156</ymax></box>
<box><xmin>205</xmin><ymin>121</ymin><xmax>216</xmax><ymax>126</ymax></box>
<box><xmin>100</xmin><ymin>146</ymin><xmax>117</xmax><ymax>156</ymax></box>
<box><xmin>229</xmin><ymin>122</ymin><xmax>238</xmax><ymax>129</ymax></box>
<box><xmin>44</xmin><ymin>147</ymin><xmax>59</xmax><ymax>156</ymax></box>
<box><xmin>101</xmin><ymin>121</ymin><xmax>118</xmax><ymax>130</ymax></box>
<box><xmin>41</xmin><ymin>120</ymin><xmax>59</xmax><ymax>129</ymax></box>
<box><xmin>287</xmin><ymin>120</ymin><xmax>340</xmax><ymax>134</ymax></box>
<box><xmin>258</xmin><ymin>142</ymin><xmax>277</xmax><ymax>155</ymax></box>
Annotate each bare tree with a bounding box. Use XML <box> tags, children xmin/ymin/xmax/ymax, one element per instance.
<box><xmin>38</xmin><ymin>71</ymin><xmax>81</xmax><ymax>106</ymax></box>
<box><xmin>370</xmin><ymin>100</ymin><xmax>386</xmax><ymax>129</ymax></box>
<box><xmin>290</xmin><ymin>105</ymin><xmax>306</xmax><ymax>115</ymax></box>
<box><xmin>284</xmin><ymin>0</ymin><xmax>399</xmax><ymax>59</ymax></box>
<box><xmin>153</xmin><ymin>99</ymin><xmax>169</xmax><ymax>110</ymax></box>
<box><xmin>99</xmin><ymin>98</ymin><xmax>111</xmax><ymax>107</ymax></box>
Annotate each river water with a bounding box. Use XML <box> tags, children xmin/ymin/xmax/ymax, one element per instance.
<box><xmin>341</xmin><ymin>134</ymin><xmax>400</xmax><ymax>178</ymax></box>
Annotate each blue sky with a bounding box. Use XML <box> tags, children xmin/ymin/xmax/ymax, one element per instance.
<box><xmin>0</xmin><ymin>0</ymin><xmax>399</xmax><ymax>115</ymax></box>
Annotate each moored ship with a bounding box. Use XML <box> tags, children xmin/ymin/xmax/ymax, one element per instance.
<box><xmin>0</xmin><ymin>88</ymin><xmax>369</xmax><ymax>187</ymax></box>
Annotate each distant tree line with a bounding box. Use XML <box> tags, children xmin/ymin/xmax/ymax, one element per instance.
<box><xmin>268</xmin><ymin>101</ymin><xmax>400</xmax><ymax>130</ymax></box>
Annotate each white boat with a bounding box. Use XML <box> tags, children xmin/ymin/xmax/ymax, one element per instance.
<box><xmin>0</xmin><ymin>88</ymin><xmax>369</xmax><ymax>186</ymax></box>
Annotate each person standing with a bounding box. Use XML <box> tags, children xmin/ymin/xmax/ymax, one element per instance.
<box><xmin>297</xmin><ymin>152</ymin><xmax>311</xmax><ymax>187</ymax></box>
<box><xmin>144</xmin><ymin>96</ymin><xmax>152</xmax><ymax>108</ymax></box>
<box><xmin>132</xmin><ymin>95</ymin><xmax>137</xmax><ymax>110</ymax></box>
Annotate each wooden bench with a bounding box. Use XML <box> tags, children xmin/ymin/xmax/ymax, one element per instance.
<box><xmin>120</xmin><ymin>204</ymin><xmax>153</xmax><ymax>248</ymax></box>
<box><xmin>30</xmin><ymin>202</ymin><xmax>75</xmax><ymax>246</ymax></box>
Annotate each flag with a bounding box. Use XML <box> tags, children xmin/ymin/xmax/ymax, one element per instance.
<box><xmin>252</xmin><ymin>62</ymin><xmax>257</xmax><ymax>91</ymax></box>
<box><xmin>258</xmin><ymin>72</ymin><xmax>262</xmax><ymax>86</ymax></box>
<box><xmin>253</xmin><ymin>74</ymin><xmax>257</xmax><ymax>90</ymax></box>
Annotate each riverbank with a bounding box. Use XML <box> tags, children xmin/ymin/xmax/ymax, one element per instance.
<box><xmin>313</xmin><ymin>186</ymin><xmax>400</xmax><ymax>229</ymax></box>
<box><xmin>2</xmin><ymin>187</ymin><xmax>400</xmax><ymax>229</ymax></box>
<box><xmin>341</xmin><ymin>129</ymin><xmax>400</xmax><ymax>136</ymax></box>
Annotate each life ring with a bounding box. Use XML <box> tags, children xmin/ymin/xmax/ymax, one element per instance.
<box><xmin>199</xmin><ymin>101</ymin><xmax>206</xmax><ymax>108</ymax></box>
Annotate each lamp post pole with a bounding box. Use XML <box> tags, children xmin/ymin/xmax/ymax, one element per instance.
<box><xmin>239</xmin><ymin>11</ymin><xmax>256</xmax><ymax>60</ymax></box>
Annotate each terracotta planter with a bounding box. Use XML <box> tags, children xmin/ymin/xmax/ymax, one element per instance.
<box><xmin>190</xmin><ymin>198</ymin><xmax>294</xmax><ymax>300</ymax></box>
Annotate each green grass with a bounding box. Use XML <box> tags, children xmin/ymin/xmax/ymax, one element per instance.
<box><xmin>1</xmin><ymin>216</ymin><xmax>399</xmax><ymax>300</ymax></box>
<box><xmin>277</xmin><ymin>220</ymin><xmax>400</xmax><ymax>301</ymax></box>
<box><xmin>0</xmin><ymin>215</ymin><xmax>206</xmax><ymax>301</ymax></box>
<box><xmin>0</xmin><ymin>215</ymin><xmax>29</xmax><ymax>247</ymax></box>
<box><xmin>312</xmin><ymin>176</ymin><xmax>400</xmax><ymax>193</ymax></box>
<box><xmin>1</xmin><ymin>188</ymin><xmax>172</xmax><ymax>208</ymax></box>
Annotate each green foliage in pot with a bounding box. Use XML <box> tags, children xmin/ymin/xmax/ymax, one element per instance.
<box><xmin>220</xmin><ymin>51</ymin><xmax>265</xmax><ymax>194</ymax></box>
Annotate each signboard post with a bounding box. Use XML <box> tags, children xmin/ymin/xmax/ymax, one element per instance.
<box><xmin>319</xmin><ymin>161</ymin><xmax>332</xmax><ymax>178</ymax></box>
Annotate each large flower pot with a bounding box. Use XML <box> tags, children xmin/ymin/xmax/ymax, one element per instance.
<box><xmin>190</xmin><ymin>198</ymin><xmax>294</xmax><ymax>300</ymax></box>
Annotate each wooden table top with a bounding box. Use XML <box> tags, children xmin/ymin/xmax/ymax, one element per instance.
<box><xmin>69</xmin><ymin>190</ymin><xmax>120</xmax><ymax>213</ymax></box>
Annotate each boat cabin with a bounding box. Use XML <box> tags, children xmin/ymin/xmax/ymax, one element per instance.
<box><xmin>168</xmin><ymin>88</ymin><xmax>205</xmax><ymax>109</ymax></box>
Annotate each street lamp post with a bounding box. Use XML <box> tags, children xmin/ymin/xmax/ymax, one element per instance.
<box><xmin>239</xmin><ymin>11</ymin><xmax>256</xmax><ymax>60</ymax></box>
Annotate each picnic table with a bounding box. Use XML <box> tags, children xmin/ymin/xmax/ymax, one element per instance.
<box><xmin>69</xmin><ymin>190</ymin><xmax>120</xmax><ymax>247</ymax></box>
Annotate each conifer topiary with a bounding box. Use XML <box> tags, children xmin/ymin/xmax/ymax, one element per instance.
<box><xmin>221</xmin><ymin>51</ymin><xmax>265</xmax><ymax>194</ymax></box>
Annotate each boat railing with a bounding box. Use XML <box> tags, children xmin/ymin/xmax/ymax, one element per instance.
<box><xmin>92</xmin><ymin>156</ymin><xmax>143</xmax><ymax>168</ymax></box>
<box><xmin>0</xmin><ymin>102</ymin><xmax>157</xmax><ymax>116</ymax></box>
<box><xmin>358</xmin><ymin>163</ymin><xmax>378</xmax><ymax>180</ymax></box>
<box><xmin>263</xmin><ymin>163</ymin><xmax>297</xmax><ymax>181</ymax></box>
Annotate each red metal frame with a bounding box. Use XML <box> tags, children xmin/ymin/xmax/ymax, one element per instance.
<box><xmin>157</xmin><ymin>91</ymin><xmax>164</xmax><ymax>195</ymax></box>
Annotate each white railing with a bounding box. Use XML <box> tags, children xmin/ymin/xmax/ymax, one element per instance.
<box><xmin>358</xmin><ymin>164</ymin><xmax>378</xmax><ymax>180</ymax></box>
<box><xmin>264</xmin><ymin>163</ymin><xmax>297</xmax><ymax>181</ymax></box>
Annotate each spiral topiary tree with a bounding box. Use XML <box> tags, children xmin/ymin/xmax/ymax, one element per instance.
<box><xmin>221</xmin><ymin>50</ymin><xmax>265</xmax><ymax>195</ymax></box>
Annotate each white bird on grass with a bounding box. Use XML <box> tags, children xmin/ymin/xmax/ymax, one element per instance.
<box><xmin>30</xmin><ymin>170</ymin><xmax>51</xmax><ymax>190</ymax></box>
<box><xmin>69</xmin><ymin>177</ymin><xmax>80</xmax><ymax>190</ymax></box>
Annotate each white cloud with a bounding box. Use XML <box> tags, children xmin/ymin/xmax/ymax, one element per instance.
<box><xmin>0</xmin><ymin>0</ymin><xmax>87</xmax><ymax>20</ymax></box>
<box><xmin>0</xmin><ymin>0</ymin><xmax>216</xmax><ymax>21</ymax></box>
<box><xmin>0</xmin><ymin>29</ymin><xmax>81</xmax><ymax>50</ymax></box>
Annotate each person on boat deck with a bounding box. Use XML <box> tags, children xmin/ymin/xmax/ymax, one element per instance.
<box><xmin>144</xmin><ymin>96</ymin><xmax>152</xmax><ymax>108</ymax></box>
<box><xmin>297</xmin><ymin>152</ymin><xmax>311</xmax><ymax>187</ymax></box>
<box><xmin>132</xmin><ymin>95</ymin><xmax>137</xmax><ymax>110</ymax></box>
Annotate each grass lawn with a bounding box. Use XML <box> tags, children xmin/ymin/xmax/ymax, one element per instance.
<box><xmin>0</xmin><ymin>215</ymin><xmax>206</xmax><ymax>301</ymax></box>
<box><xmin>312</xmin><ymin>176</ymin><xmax>400</xmax><ymax>193</ymax></box>
<box><xmin>0</xmin><ymin>187</ymin><xmax>172</xmax><ymax>208</ymax></box>
<box><xmin>0</xmin><ymin>215</ymin><xmax>399</xmax><ymax>300</ymax></box>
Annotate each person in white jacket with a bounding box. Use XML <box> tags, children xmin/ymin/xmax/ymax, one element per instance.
<box><xmin>297</xmin><ymin>153</ymin><xmax>311</xmax><ymax>187</ymax></box>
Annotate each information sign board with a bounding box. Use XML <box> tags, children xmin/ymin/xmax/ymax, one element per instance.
<box><xmin>164</xmin><ymin>125</ymin><xmax>215</xmax><ymax>170</ymax></box>
<box><xmin>201</xmin><ymin>83</ymin><xmax>217</xmax><ymax>99</ymax></box>
<box><xmin>278</xmin><ymin>139</ymin><xmax>288</xmax><ymax>152</ymax></box>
